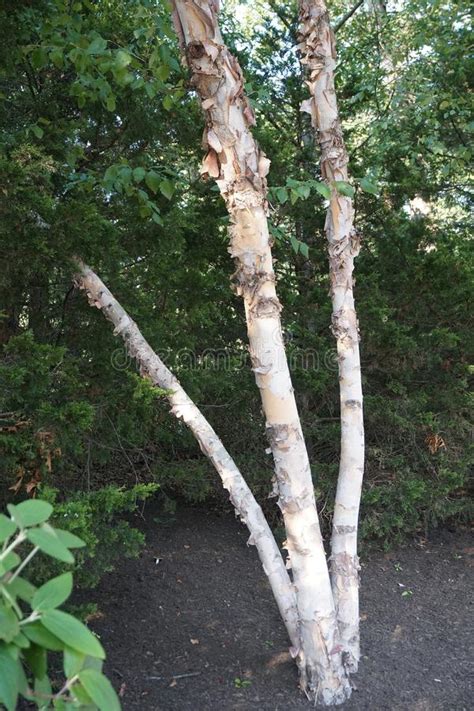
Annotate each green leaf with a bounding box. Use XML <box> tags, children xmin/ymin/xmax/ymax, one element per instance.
<box><xmin>0</xmin><ymin>515</ymin><xmax>16</xmax><ymax>543</ymax></box>
<box><xmin>0</xmin><ymin>604</ymin><xmax>20</xmax><ymax>642</ymax></box>
<box><xmin>313</xmin><ymin>181</ymin><xmax>331</xmax><ymax>200</ymax></box>
<box><xmin>290</xmin><ymin>189</ymin><xmax>300</xmax><ymax>205</ymax></box>
<box><xmin>64</xmin><ymin>646</ymin><xmax>85</xmax><ymax>678</ymax></box>
<box><xmin>334</xmin><ymin>180</ymin><xmax>355</xmax><ymax>198</ymax></box>
<box><xmin>78</xmin><ymin>669</ymin><xmax>121</xmax><ymax>711</ymax></box>
<box><xmin>359</xmin><ymin>177</ymin><xmax>379</xmax><ymax>196</ymax></box>
<box><xmin>27</xmin><ymin>525</ymin><xmax>74</xmax><ymax>563</ymax></box>
<box><xmin>23</xmin><ymin>622</ymin><xmax>64</xmax><ymax>651</ymax></box>
<box><xmin>162</xmin><ymin>94</ymin><xmax>173</xmax><ymax>111</ymax></box>
<box><xmin>275</xmin><ymin>187</ymin><xmax>288</xmax><ymax>204</ymax></box>
<box><xmin>87</xmin><ymin>37</ymin><xmax>108</xmax><ymax>55</ymax></box>
<box><xmin>10</xmin><ymin>500</ymin><xmax>53</xmax><ymax>528</ymax></box>
<box><xmin>299</xmin><ymin>242</ymin><xmax>309</xmax><ymax>258</ymax></box>
<box><xmin>54</xmin><ymin>529</ymin><xmax>86</xmax><ymax>549</ymax></box>
<box><xmin>6</xmin><ymin>577</ymin><xmax>36</xmax><ymax>603</ymax></box>
<box><xmin>0</xmin><ymin>647</ymin><xmax>20</xmax><ymax>711</ymax></box>
<box><xmin>31</xmin><ymin>125</ymin><xmax>44</xmax><ymax>139</ymax></box>
<box><xmin>42</xmin><ymin>610</ymin><xmax>105</xmax><ymax>659</ymax></box>
<box><xmin>106</xmin><ymin>95</ymin><xmax>116</xmax><ymax>112</ymax></box>
<box><xmin>145</xmin><ymin>170</ymin><xmax>160</xmax><ymax>194</ymax></box>
<box><xmin>33</xmin><ymin>573</ymin><xmax>73</xmax><ymax>612</ymax></box>
<box><xmin>132</xmin><ymin>167</ymin><xmax>146</xmax><ymax>184</ymax></box>
<box><xmin>72</xmin><ymin>681</ymin><xmax>94</xmax><ymax>705</ymax></box>
<box><xmin>34</xmin><ymin>674</ymin><xmax>52</xmax><ymax>710</ymax></box>
<box><xmin>24</xmin><ymin>643</ymin><xmax>47</xmax><ymax>680</ymax></box>
<box><xmin>115</xmin><ymin>50</ymin><xmax>132</xmax><ymax>69</ymax></box>
<box><xmin>156</xmin><ymin>63</ymin><xmax>170</xmax><ymax>82</ymax></box>
<box><xmin>299</xmin><ymin>184</ymin><xmax>311</xmax><ymax>199</ymax></box>
<box><xmin>0</xmin><ymin>552</ymin><xmax>20</xmax><ymax>576</ymax></box>
<box><xmin>159</xmin><ymin>179</ymin><xmax>174</xmax><ymax>200</ymax></box>
<box><xmin>290</xmin><ymin>235</ymin><xmax>300</xmax><ymax>254</ymax></box>
<box><xmin>11</xmin><ymin>632</ymin><xmax>30</xmax><ymax>649</ymax></box>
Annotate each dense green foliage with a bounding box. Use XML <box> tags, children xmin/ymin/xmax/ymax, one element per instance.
<box><xmin>0</xmin><ymin>499</ymin><xmax>120</xmax><ymax>710</ymax></box>
<box><xmin>0</xmin><ymin>0</ymin><xmax>472</xmax><ymax>561</ymax></box>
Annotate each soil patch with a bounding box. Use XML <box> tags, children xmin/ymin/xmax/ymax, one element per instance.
<box><xmin>85</xmin><ymin>504</ymin><xmax>472</xmax><ymax>710</ymax></box>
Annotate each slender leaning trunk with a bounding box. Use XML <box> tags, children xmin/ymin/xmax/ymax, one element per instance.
<box><xmin>298</xmin><ymin>0</ymin><xmax>365</xmax><ymax>672</ymax></box>
<box><xmin>171</xmin><ymin>2</ymin><xmax>350</xmax><ymax>702</ymax></box>
<box><xmin>75</xmin><ymin>261</ymin><xmax>299</xmax><ymax>650</ymax></box>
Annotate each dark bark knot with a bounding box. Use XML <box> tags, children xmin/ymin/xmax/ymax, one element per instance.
<box><xmin>266</xmin><ymin>423</ymin><xmax>301</xmax><ymax>451</ymax></box>
<box><xmin>250</xmin><ymin>296</ymin><xmax>282</xmax><ymax>319</ymax></box>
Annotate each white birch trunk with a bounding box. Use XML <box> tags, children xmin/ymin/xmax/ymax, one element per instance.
<box><xmin>298</xmin><ymin>0</ymin><xmax>365</xmax><ymax>672</ymax></box>
<box><xmin>171</xmin><ymin>2</ymin><xmax>351</xmax><ymax>702</ymax></box>
<box><xmin>74</xmin><ymin>261</ymin><xmax>300</xmax><ymax>651</ymax></box>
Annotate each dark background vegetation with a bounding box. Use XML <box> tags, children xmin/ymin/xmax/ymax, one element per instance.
<box><xmin>0</xmin><ymin>0</ymin><xmax>472</xmax><ymax>588</ymax></box>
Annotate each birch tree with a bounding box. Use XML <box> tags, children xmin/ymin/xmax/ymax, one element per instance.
<box><xmin>170</xmin><ymin>1</ymin><xmax>351</xmax><ymax>703</ymax></box>
<box><xmin>298</xmin><ymin>0</ymin><xmax>365</xmax><ymax>672</ymax></box>
<box><xmin>75</xmin><ymin>261</ymin><xmax>300</xmax><ymax>651</ymax></box>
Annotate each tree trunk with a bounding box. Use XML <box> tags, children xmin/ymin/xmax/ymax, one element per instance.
<box><xmin>298</xmin><ymin>0</ymin><xmax>365</xmax><ymax>672</ymax></box>
<box><xmin>171</xmin><ymin>2</ymin><xmax>351</xmax><ymax>703</ymax></box>
<box><xmin>74</xmin><ymin>260</ymin><xmax>300</xmax><ymax>650</ymax></box>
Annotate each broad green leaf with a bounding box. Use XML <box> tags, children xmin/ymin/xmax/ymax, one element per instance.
<box><xmin>299</xmin><ymin>184</ymin><xmax>311</xmax><ymax>199</ymax></box>
<box><xmin>78</xmin><ymin>669</ymin><xmax>121</xmax><ymax>711</ymax></box>
<box><xmin>0</xmin><ymin>515</ymin><xmax>16</xmax><ymax>543</ymax></box>
<box><xmin>64</xmin><ymin>646</ymin><xmax>85</xmax><ymax>677</ymax></box>
<box><xmin>0</xmin><ymin>605</ymin><xmax>20</xmax><ymax>642</ymax></box>
<box><xmin>31</xmin><ymin>125</ymin><xmax>44</xmax><ymax>139</ymax></box>
<box><xmin>54</xmin><ymin>529</ymin><xmax>86</xmax><ymax>549</ymax></box>
<box><xmin>159</xmin><ymin>179</ymin><xmax>174</xmax><ymax>200</ymax></box>
<box><xmin>275</xmin><ymin>187</ymin><xmax>288</xmax><ymax>204</ymax></box>
<box><xmin>334</xmin><ymin>180</ymin><xmax>355</xmax><ymax>198</ymax></box>
<box><xmin>290</xmin><ymin>235</ymin><xmax>300</xmax><ymax>254</ymax></box>
<box><xmin>0</xmin><ymin>552</ymin><xmax>20</xmax><ymax>576</ymax></box>
<box><xmin>313</xmin><ymin>181</ymin><xmax>331</xmax><ymax>200</ymax></box>
<box><xmin>42</xmin><ymin>610</ymin><xmax>105</xmax><ymax>659</ymax></box>
<box><xmin>132</xmin><ymin>167</ymin><xmax>146</xmax><ymax>184</ymax></box>
<box><xmin>359</xmin><ymin>177</ymin><xmax>379</xmax><ymax>196</ymax></box>
<box><xmin>0</xmin><ymin>647</ymin><xmax>20</xmax><ymax>711</ymax></box>
<box><xmin>11</xmin><ymin>500</ymin><xmax>53</xmax><ymax>528</ymax></box>
<box><xmin>145</xmin><ymin>170</ymin><xmax>160</xmax><ymax>194</ymax></box>
<box><xmin>7</xmin><ymin>576</ymin><xmax>36</xmax><ymax>603</ymax></box>
<box><xmin>156</xmin><ymin>63</ymin><xmax>170</xmax><ymax>82</ymax></box>
<box><xmin>106</xmin><ymin>95</ymin><xmax>116</xmax><ymax>112</ymax></box>
<box><xmin>32</xmin><ymin>573</ymin><xmax>73</xmax><ymax>612</ymax></box>
<box><xmin>162</xmin><ymin>94</ymin><xmax>173</xmax><ymax>111</ymax></box>
<box><xmin>34</xmin><ymin>674</ymin><xmax>52</xmax><ymax>710</ymax></box>
<box><xmin>27</xmin><ymin>525</ymin><xmax>74</xmax><ymax>563</ymax></box>
<box><xmin>299</xmin><ymin>242</ymin><xmax>309</xmax><ymax>259</ymax></box>
<box><xmin>24</xmin><ymin>643</ymin><xmax>47</xmax><ymax>680</ymax></box>
<box><xmin>87</xmin><ymin>37</ymin><xmax>107</xmax><ymax>55</ymax></box>
<box><xmin>290</xmin><ymin>189</ymin><xmax>300</xmax><ymax>205</ymax></box>
<box><xmin>115</xmin><ymin>50</ymin><xmax>132</xmax><ymax>69</ymax></box>
<box><xmin>73</xmin><ymin>681</ymin><xmax>95</xmax><ymax>706</ymax></box>
<box><xmin>23</xmin><ymin>622</ymin><xmax>64</xmax><ymax>651</ymax></box>
<box><xmin>11</xmin><ymin>631</ymin><xmax>30</xmax><ymax>649</ymax></box>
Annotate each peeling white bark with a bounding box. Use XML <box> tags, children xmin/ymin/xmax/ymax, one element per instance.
<box><xmin>171</xmin><ymin>2</ymin><xmax>351</xmax><ymax>703</ymax></box>
<box><xmin>298</xmin><ymin>0</ymin><xmax>365</xmax><ymax>672</ymax></box>
<box><xmin>74</xmin><ymin>261</ymin><xmax>300</xmax><ymax>651</ymax></box>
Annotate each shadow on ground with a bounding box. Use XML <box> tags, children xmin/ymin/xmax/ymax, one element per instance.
<box><xmin>85</xmin><ymin>504</ymin><xmax>472</xmax><ymax>710</ymax></box>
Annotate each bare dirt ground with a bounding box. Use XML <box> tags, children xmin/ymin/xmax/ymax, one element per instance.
<box><xmin>86</xmin><ymin>504</ymin><xmax>472</xmax><ymax>711</ymax></box>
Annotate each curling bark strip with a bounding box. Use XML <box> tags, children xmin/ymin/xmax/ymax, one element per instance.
<box><xmin>298</xmin><ymin>0</ymin><xmax>365</xmax><ymax>672</ymax></box>
<box><xmin>75</xmin><ymin>260</ymin><xmax>300</xmax><ymax>648</ymax></box>
<box><xmin>171</xmin><ymin>1</ymin><xmax>351</xmax><ymax>702</ymax></box>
